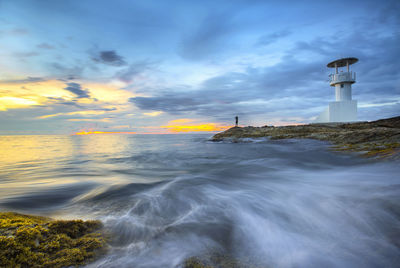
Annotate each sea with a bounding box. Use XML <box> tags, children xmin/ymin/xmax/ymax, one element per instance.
<box><xmin>0</xmin><ymin>134</ymin><xmax>399</xmax><ymax>268</ymax></box>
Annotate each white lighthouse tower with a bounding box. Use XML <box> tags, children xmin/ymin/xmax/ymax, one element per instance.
<box><xmin>315</xmin><ymin>57</ymin><xmax>358</xmax><ymax>123</ymax></box>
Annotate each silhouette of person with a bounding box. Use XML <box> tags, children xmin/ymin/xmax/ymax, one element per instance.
<box><xmin>235</xmin><ymin>116</ymin><xmax>238</xmax><ymax>127</ymax></box>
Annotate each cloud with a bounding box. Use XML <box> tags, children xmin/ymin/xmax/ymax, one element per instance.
<box><xmin>63</xmin><ymin>82</ymin><xmax>90</xmax><ymax>98</ymax></box>
<box><xmin>37</xmin><ymin>43</ymin><xmax>55</xmax><ymax>49</ymax></box>
<box><xmin>129</xmin><ymin>19</ymin><xmax>399</xmax><ymax>122</ymax></box>
<box><xmin>46</xmin><ymin>97</ymin><xmax>84</xmax><ymax>108</ymax></box>
<box><xmin>67</xmin><ymin>118</ymin><xmax>112</xmax><ymax>122</ymax></box>
<box><xmin>1</xmin><ymin>0</ymin><xmax>399</xmax><ymax>134</ymax></box>
<box><xmin>115</xmin><ymin>61</ymin><xmax>153</xmax><ymax>83</ymax></box>
<box><xmin>143</xmin><ymin>111</ymin><xmax>163</xmax><ymax>117</ymax></box>
<box><xmin>0</xmin><ymin>96</ymin><xmax>40</xmax><ymax>111</ymax></box>
<box><xmin>110</xmin><ymin>125</ymin><xmax>131</xmax><ymax>129</ymax></box>
<box><xmin>38</xmin><ymin>108</ymin><xmax>117</xmax><ymax>119</ymax></box>
<box><xmin>51</xmin><ymin>62</ymin><xmax>83</xmax><ymax>78</ymax></box>
<box><xmin>92</xmin><ymin>50</ymin><xmax>126</xmax><ymax>66</ymax></box>
<box><xmin>377</xmin><ymin>0</ymin><xmax>400</xmax><ymax>25</ymax></box>
<box><xmin>130</xmin><ymin>94</ymin><xmax>203</xmax><ymax>113</ymax></box>
<box><xmin>14</xmin><ymin>52</ymin><xmax>39</xmax><ymax>58</ymax></box>
<box><xmin>256</xmin><ymin>30</ymin><xmax>291</xmax><ymax>46</ymax></box>
<box><xmin>0</xmin><ymin>77</ymin><xmax>45</xmax><ymax>84</ymax></box>
<box><xmin>129</xmin><ymin>60</ymin><xmax>327</xmax><ymax>120</ymax></box>
<box><xmin>168</xmin><ymin>118</ymin><xmax>193</xmax><ymax>124</ymax></box>
<box><xmin>179</xmin><ymin>13</ymin><xmax>236</xmax><ymax>61</ymax></box>
<box><xmin>9</xmin><ymin>28</ymin><xmax>29</xmax><ymax>35</ymax></box>
<box><xmin>0</xmin><ymin>79</ymin><xmax>72</xmax><ymax>111</ymax></box>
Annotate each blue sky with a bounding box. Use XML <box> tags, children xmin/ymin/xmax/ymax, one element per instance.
<box><xmin>0</xmin><ymin>0</ymin><xmax>399</xmax><ymax>134</ymax></box>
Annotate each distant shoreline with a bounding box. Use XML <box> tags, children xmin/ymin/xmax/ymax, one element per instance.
<box><xmin>211</xmin><ymin>116</ymin><xmax>400</xmax><ymax>159</ymax></box>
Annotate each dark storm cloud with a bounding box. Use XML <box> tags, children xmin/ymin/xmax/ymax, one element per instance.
<box><xmin>92</xmin><ymin>50</ymin><xmax>126</xmax><ymax>66</ymax></box>
<box><xmin>63</xmin><ymin>82</ymin><xmax>90</xmax><ymax>98</ymax></box>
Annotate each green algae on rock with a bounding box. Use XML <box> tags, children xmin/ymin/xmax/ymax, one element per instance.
<box><xmin>211</xmin><ymin>116</ymin><xmax>400</xmax><ymax>159</ymax></box>
<box><xmin>0</xmin><ymin>212</ymin><xmax>107</xmax><ymax>267</ymax></box>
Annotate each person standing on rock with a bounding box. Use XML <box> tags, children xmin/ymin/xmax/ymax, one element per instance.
<box><xmin>235</xmin><ymin>116</ymin><xmax>238</xmax><ymax>127</ymax></box>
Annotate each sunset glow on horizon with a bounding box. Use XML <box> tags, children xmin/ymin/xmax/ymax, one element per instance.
<box><xmin>73</xmin><ymin>118</ymin><xmax>232</xmax><ymax>135</ymax></box>
<box><xmin>161</xmin><ymin>123</ymin><xmax>232</xmax><ymax>133</ymax></box>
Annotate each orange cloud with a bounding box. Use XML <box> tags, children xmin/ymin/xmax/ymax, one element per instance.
<box><xmin>0</xmin><ymin>96</ymin><xmax>40</xmax><ymax>111</ymax></box>
<box><xmin>82</xmin><ymin>82</ymin><xmax>134</xmax><ymax>104</ymax></box>
<box><xmin>0</xmin><ymin>79</ymin><xmax>135</xmax><ymax>112</ymax></box>
<box><xmin>143</xmin><ymin>111</ymin><xmax>163</xmax><ymax>117</ymax></box>
<box><xmin>0</xmin><ymin>79</ymin><xmax>74</xmax><ymax>111</ymax></box>
<box><xmin>38</xmin><ymin>110</ymin><xmax>113</xmax><ymax>119</ymax></box>
<box><xmin>168</xmin><ymin>118</ymin><xmax>195</xmax><ymax>124</ymax></box>
<box><xmin>67</xmin><ymin>118</ymin><xmax>113</xmax><ymax>122</ymax></box>
<box><xmin>110</xmin><ymin>125</ymin><xmax>131</xmax><ymax>129</ymax></box>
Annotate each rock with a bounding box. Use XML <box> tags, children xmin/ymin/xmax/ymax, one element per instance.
<box><xmin>183</xmin><ymin>251</ymin><xmax>263</xmax><ymax>268</ymax></box>
<box><xmin>0</xmin><ymin>212</ymin><xmax>108</xmax><ymax>267</ymax></box>
<box><xmin>211</xmin><ymin>116</ymin><xmax>400</xmax><ymax>159</ymax></box>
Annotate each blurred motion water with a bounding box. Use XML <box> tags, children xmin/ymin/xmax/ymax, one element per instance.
<box><xmin>0</xmin><ymin>134</ymin><xmax>399</xmax><ymax>267</ymax></box>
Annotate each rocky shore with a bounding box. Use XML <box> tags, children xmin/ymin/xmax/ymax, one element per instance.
<box><xmin>212</xmin><ymin>116</ymin><xmax>400</xmax><ymax>159</ymax></box>
<box><xmin>0</xmin><ymin>211</ymin><xmax>247</xmax><ymax>268</ymax></box>
<box><xmin>0</xmin><ymin>212</ymin><xmax>107</xmax><ymax>267</ymax></box>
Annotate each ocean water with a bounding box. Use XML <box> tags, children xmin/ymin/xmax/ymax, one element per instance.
<box><xmin>0</xmin><ymin>134</ymin><xmax>399</xmax><ymax>268</ymax></box>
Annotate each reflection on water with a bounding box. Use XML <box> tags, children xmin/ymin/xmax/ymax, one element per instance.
<box><xmin>0</xmin><ymin>134</ymin><xmax>139</xmax><ymax>165</ymax></box>
<box><xmin>0</xmin><ymin>135</ymin><xmax>74</xmax><ymax>165</ymax></box>
<box><xmin>0</xmin><ymin>134</ymin><xmax>156</xmax><ymax>202</ymax></box>
<box><xmin>0</xmin><ymin>134</ymin><xmax>399</xmax><ymax>267</ymax></box>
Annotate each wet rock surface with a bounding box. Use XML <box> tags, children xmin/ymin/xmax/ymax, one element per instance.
<box><xmin>212</xmin><ymin>116</ymin><xmax>400</xmax><ymax>159</ymax></box>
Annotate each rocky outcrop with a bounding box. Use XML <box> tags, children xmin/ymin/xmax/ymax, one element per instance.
<box><xmin>0</xmin><ymin>212</ymin><xmax>108</xmax><ymax>267</ymax></box>
<box><xmin>212</xmin><ymin>116</ymin><xmax>400</xmax><ymax>159</ymax></box>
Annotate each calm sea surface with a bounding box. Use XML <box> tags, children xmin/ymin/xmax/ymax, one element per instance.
<box><xmin>0</xmin><ymin>134</ymin><xmax>399</xmax><ymax>267</ymax></box>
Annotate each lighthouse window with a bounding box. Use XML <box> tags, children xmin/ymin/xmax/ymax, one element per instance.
<box><xmin>340</xmin><ymin>84</ymin><xmax>344</xmax><ymax>88</ymax></box>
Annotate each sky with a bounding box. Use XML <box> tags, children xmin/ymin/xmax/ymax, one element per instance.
<box><xmin>0</xmin><ymin>0</ymin><xmax>399</xmax><ymax>134</ymax></box>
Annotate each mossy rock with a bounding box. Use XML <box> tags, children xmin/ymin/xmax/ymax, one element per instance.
<box><xmin>0</xmin><ymin>212</ymin><xmax>107</xmax><ymax>267</ymax></box>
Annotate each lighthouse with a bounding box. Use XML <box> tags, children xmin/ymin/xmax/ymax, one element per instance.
<box><xmin>315</xmin><ymin>57</ymin><xmax>358</xmax><ymax>123</ymax></box>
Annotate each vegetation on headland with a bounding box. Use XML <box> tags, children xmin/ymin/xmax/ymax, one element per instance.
<box><xmin>0</xmin><ymin>212</ymin><xmax>107</xmax><ymax>267</ymax></box>
<box><xmin>212</xmin><ymin>116</ymin><xmax>400</xmax><ymax>159</ymax></box>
